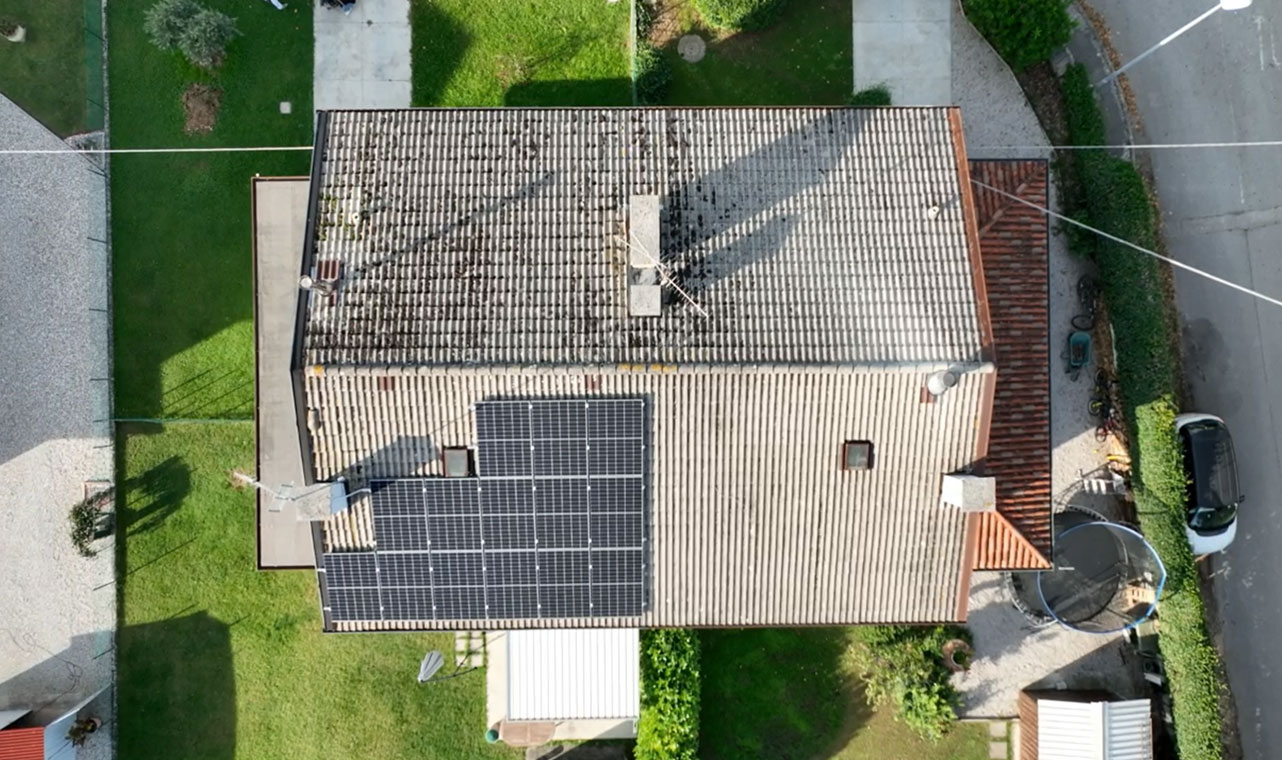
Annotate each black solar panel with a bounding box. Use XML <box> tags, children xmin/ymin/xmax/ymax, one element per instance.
<box><xmin>322</xmin><ymin>397</ymin><xmax>647</xmax><ymax>623</ymax></box>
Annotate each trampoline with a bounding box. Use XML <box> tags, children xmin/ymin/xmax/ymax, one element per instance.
<box><xmin>1036</xmin><ymin>520</ymin><xmax>1167</xmax><ymax>634</ymax></box>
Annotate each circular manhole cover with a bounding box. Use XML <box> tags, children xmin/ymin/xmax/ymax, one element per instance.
<box><xmin>678</xmin><ymin>34</ymin><xmax>706</xmax><ymax>63</ymax></box>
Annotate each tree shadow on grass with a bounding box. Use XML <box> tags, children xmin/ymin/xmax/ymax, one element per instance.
<box><xmin>116</xmin><ymin>611</ymin><xmax>236</xmax><ymax>760</ymax></box>
<box><xmin>410</xmin><ymin>0</ymin><xmax>472</xmax><ymax>106</ymax></box>
<box><xmin>120</xmin><ymin>455</ymin><xmax>191</xmax><ymax>537</ymax></box>
<box><xmin>504</xmin><ymin>78</ymin><xmax>632</xmax><ymax>107</ymax></box>
<box><xmin>699</xmin><ymin>628</ymin><xmax>862</xmax><ymax>760</ymax></box>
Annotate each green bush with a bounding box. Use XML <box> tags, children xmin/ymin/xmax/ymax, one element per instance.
<box><xmin>1060</xmin><ymin>62</ymin><xmax>1225</xmax><ymax>760</ymax></box>
<box><xmin>637</xmin><ymin>629</ymin><xmax>701</xmax><ymax>760</ymax></box>
<box><xmin>693</xmin><ymin>0</ymin><xmax>789</xmax><ymax>32</ymax></box>
<box><xmin>852</xmin><ymin>626</ymin><xmax>967</xmax><ymax>741</ymax></box>
<box><xmin>69</xmin><ymin>487</ymin><xmax>114</xmax><ymax>558</ymax></box>
<box><xmin>963</xmin><ymin>0</ymin><xmax>1075</xmax><ymax>73</ymax></box>
<box><xmin>635</xmin><ymin>44</ymin><xmax>671</xmax><ymax>106</ymax></box>
<box><xmin>847</xmin><ymin>85</ymin><xmax>891</xmax><ymax>106</ymax></box>
<box><xmin>144</xmin><ymin>0</ymin><xmax>240</xmax><ymax>69</ymax></box>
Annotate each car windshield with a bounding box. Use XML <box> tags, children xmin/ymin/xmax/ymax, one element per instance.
<box><xmin>1182</xmin><ymin>420</ymin><xmax>1241</xmax><ymax>532</ymax></box>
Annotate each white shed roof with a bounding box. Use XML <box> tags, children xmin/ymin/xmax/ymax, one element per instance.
<box><xmin>506</xmin><ymin>629</ymin><xmax>640</xmax><ymax>722</ymax></box>
<box><xmin>1038</xmin><ymin>698</ymin><xmax>1153</xmax><ymax>760</ymax></box>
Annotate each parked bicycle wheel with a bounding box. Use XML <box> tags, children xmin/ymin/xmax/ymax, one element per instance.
<box><xmin>1089</xmin><ymin>397</ymin><xmax>1111</xmax><ymax>418</ymax></box>
<box><xmin>1071</xmin><ymin>313</ymin><xmax>1096</xmax><ymax>331</ymax></box>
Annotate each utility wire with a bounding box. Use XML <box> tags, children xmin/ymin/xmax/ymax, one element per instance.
<box><xmin>974</xmin><ymin>140</ymin><xmax>1282</xmax><ymax>151</ymax></box>
<box><xmin>0</xmin><ymin>145</ymin><xmax>312</xmax><ymax>155</ymax></box>
<box><xmin>970</xmin><ymin>178</ymin><xmax>1282</xmax><ymax>309</ymax></box>
<box><xmin>8</xmin><ymin>139</ymin><xmax>1282</xmax><ymax>156</ymax></box>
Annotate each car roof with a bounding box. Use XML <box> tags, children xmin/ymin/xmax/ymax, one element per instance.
<box><xmin>1185</xmin><ymin>420</ymin><xmax>1239</xmax><ymax>509</ymax></box>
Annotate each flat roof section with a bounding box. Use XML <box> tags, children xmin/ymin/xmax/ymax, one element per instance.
<box><xmin>253</xmin><ymin>177</ymin><xmax>316</xmax><ymax>568</ymax></box>
<box><xmin>486</xmin><ymin>629</ymin><xmax>639</xmax><ymax>744</ymax></box>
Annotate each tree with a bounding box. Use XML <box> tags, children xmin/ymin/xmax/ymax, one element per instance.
<box><xmin>144</xmin><ymin>0</ymin><xmax>240</xmax><ymax>69</ymax></box>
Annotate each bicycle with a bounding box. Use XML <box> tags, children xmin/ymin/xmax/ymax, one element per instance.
<box><xmin>1072</xmin><ymin>274</ymin><xmax>1099</xmax><ymax>331</ymax></box>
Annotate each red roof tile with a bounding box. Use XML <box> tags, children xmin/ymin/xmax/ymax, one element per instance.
<box><xmin>970</xmin><ymin>160</ymin><xmax>1053</xmax><ymax>570</ymax></box>
<box><xmin>0</xmin><ymin>728</ymin><xmax>43</xmax><ymax>760</ymax></box>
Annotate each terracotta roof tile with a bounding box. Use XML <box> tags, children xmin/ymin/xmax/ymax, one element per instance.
<box><xmin>970</xmin><ymin>160</ymin><xmax>1053</xmax><ymax>570</ymax></box>
<box><xmin>0</xmin><ymin>728</ymin><xmax>43</xmax><ymax>760</ymax></box>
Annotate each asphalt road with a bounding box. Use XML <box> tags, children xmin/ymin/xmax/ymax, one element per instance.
<box><xmin>1085</xmin><ymin>0</ymin><xmax>1282</xmax><ymax>755</ymax></box>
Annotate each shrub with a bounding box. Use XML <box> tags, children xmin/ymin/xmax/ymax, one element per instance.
<box><xmin>851</xmin><ymin>625</ymin><xmax>967</xmax><ymax>741</ymax></box>
<box><xmin>963</xmin><ymin>0</ymin><xmax>1075</xmax><ymax>73</ymax></box>
<box><xmin>637</xmin><ymin>629</ymin><xmax>700</xmax><ymax>760</ymax></box>
<box><xmin>635</xmin><ymin>45</ymin><xmax>672</xmax><ymax>106</ymax></box>
<box><xmin>692</xmin><ymin>0</ymin><xmax>789</xmax><ymax>32</ymax></box>
<box><xmin>69</xmin><ymin>487</ymin><xmax>114</xmax><ymax>558</ymax></box>
<box><xmin>1060</xmin><ymin>62</ymin><xmax>1225</xmax><ymax>760</ymax></box>
<box><xmin>144</xmin><ymin>0</ymin><xmax>240</xmax><ymax>69</ymax></box>
<box><xmin>847</xmin><ymin>85</ymin><xmax>891</xmax><ymax>106</ymax></box>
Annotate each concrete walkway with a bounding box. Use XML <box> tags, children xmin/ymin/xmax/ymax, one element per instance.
<box><xmin>314</xmin><ymin>0</ymin><xmax>412</xmax><ymax>110</ymax></box>
<box><xmin>852</xmin><ymin>0</ymin><xmax>951</xmax><ymax>104</ymax></box>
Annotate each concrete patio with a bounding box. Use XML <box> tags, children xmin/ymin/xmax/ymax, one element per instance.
<box><xmin>852</xmin><ymin>0</ymin><xmax>951</xmax><ymax>104</ymax></box>
<box><xmin>314</xmin><ymin>0</ymin><xmax>412</xmax><ymax>109</ymax></box>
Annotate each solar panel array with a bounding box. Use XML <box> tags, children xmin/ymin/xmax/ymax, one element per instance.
<box><xmin>322</xmin><ymin>398</ymin><xmax>647</xmax><ymax>623</ymax></box>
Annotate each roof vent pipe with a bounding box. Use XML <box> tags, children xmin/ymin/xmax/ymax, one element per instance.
<box><xmin>300</xmin><ymin>275</ymin><xmax>334</xmax><ymax>296</ymax></box>
<box><xmin>926</xmin><ymin>369</ymin><xmax>959</xmax><ymax>397</ymax></box>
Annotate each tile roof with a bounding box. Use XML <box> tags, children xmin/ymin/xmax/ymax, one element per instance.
<box><xmin>0</xmin><ymin>728</ymin><xmax>42</xmax><ymax>760</ymax></box>
<box><xmin>310</xmin><ymin>364</ymin><xmax>990</xmax><ymax>629</ymax></box>
<box><xmin>302</xmin><ymin>107</ymin><xmax>986</xmax><ymax>367</ymax></box>
<box><xmin>971</xmin><ymin>160</ymin><xmax>1053</xmax><ymax>570</ymax></box>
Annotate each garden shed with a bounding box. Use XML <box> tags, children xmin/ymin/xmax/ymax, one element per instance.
<box><xmin>1018</xmin><ymin>689</ymin><xmax>1153</xmax><ymax>760</ymax></box>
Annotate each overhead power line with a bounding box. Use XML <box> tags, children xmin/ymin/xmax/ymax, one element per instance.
<box><xmin>974</xmin><ymin>139</ymin><xmax>1282</xmax><ymax>151</ymax></box>
<box><xmin>970</xmin><ymin>178</ymin><xmax>1282</xmax><ymax>310</ymax></box>
<box><xmin>0</xmin><ymin>145</ymin><xmax>312</xmax><ymax>155</ymax></box>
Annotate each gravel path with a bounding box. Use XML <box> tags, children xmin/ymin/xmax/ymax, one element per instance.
<box><xmin>0</xmin><ymin>95</ymin><xmax>115</xmax><ymax>749</ymax></box>
<box><xmin>950</xmin><ymin>11</ymin><xmax>1141</xmax><ymax>717</ymax></box>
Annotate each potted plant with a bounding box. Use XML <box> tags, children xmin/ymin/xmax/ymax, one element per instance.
<box><xmin>0</xmin><ymin>18</ymin><xmax>25</xmax><ymax>43</ymax></box>
<box><xmin>69</xmin><ymin>487</ymin><xmax>115</xmax><ymax>558</ymax></box>
<box><xmin>67</xmin><ymin>716</ymin><xmax>101</xmax><ymax>746</ymax></box>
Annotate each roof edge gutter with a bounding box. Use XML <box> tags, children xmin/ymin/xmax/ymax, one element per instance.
<box><xmin>301</xmin><ymin>361</ymin><xmax>998</xmax><ymax>378</ymax></box>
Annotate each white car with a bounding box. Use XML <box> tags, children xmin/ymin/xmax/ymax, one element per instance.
<box><xmin>1175</xmin><ymin>413</ymin><xmax>1241</xmax><ymax>555</ymax></box>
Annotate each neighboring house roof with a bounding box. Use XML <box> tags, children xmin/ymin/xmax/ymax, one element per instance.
<box><xmin>0</xmin><ymin>727</ymin><xmax>43</xmax><ymax>760</ymax></box>
<box><xmin>295</xmin><ymin>106</ymin><xmax>1006</xmax><ymax>631</ymax></box>
<box><xmin>970</xmin><ymin>160</ymin><xmax>1053</xmax><ymax>570</ymax></box>
<box><xmin>302</xmin><ymin>107</ymin><xmax>988</xmax><ymax>367</ymax></box>
<box><xmin>504</xmin><ymin>629</ymin><xmax>639</xmax><ymax>722</ymax></box>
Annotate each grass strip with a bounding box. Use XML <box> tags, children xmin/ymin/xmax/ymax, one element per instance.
<box><xmin>1061</xmin><ymin>62</ymin><xmax>1224</xmax><ymax>760</ymax></box>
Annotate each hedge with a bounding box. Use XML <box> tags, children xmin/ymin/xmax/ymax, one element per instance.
<box><xmin>1061</xmin><ymin>62</ymin><xmax>1225</xmax><ymax>760</ymax></box>
<box><xmin>637</xmin><ymin>629</ymin><xmax>701</xmax><ymax>760</ymax></box>
<box><xmin>692</xmin><ymin>0</ymin><xmax>788</xmax><ymax>32</ymax></box>
<box><xmin>635</xmin><ymin>44</ymin><xmax>672</xmax><ymax>105</ymax></box>
<box><xmin>962</xmin><ymin>0</ymin><xmax>1074</xmax><ymax>73</ymax></box>
<box><xmin>847</xmin><ymin>85</ymin><xmax>891</xmax><ymax>107</ymax></box>
<box><xmin>851</xmin><ymin>626</ymin><xmax>968</xmax><ymax>741</ymax></box>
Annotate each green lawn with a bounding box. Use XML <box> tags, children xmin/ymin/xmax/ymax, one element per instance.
<box><xmin>410</xmin><ymin>0</ymin><xmax>631</xmax><ymax>107</ymax></box>
<box><xmin>0</xmin><ymin>0</ymin><xmax>89</xmax><ymax>135</ymax></box>
<box><xmin>658</xmin><ymin>0</ymin><xmax>852</xmax><ymax>106</ymax></box>
<box><xmin>109</xmin><ymin>0</ymin><xmax>313</xmax><ymax>419</ymax></box>
<box><xmin>699</xmin><ymin>628</ymin><xmax>988</xmax><ymax>760</ymax></box>
<box><xmin>118</xmin><ymin>424</ymin><xmax>521</xmax><ymax>760</ymax></box>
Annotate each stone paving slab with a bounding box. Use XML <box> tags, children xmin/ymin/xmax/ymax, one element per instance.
<box><xmin>315</xmin><ymin>0</ymin><xmax>411</xmax><ymax>109</ymax></box>
<box><xmin>852</xmin><ymin>0</ymin><xmax>951</xmax><ymax>104</ymax></box>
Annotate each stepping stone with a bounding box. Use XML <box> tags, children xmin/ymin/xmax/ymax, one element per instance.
<box><xmin>280</xmin><ymin>101</ymin><xmax>292</xmax><ymax>114</ymax></box>
<box><xmin>989</xmin><ymin>720</ymin><xmax>1008</xmax><ymax>738</ymax></box>
<box><xmin>989</xmin><ymin>740</ymin><xmax>1008</xmax><ymax>760</ymax></box>
<box><xmin>678</xmin><ymin>35</ymin><xmax>706</xmax><ymax>63</ymax></box>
